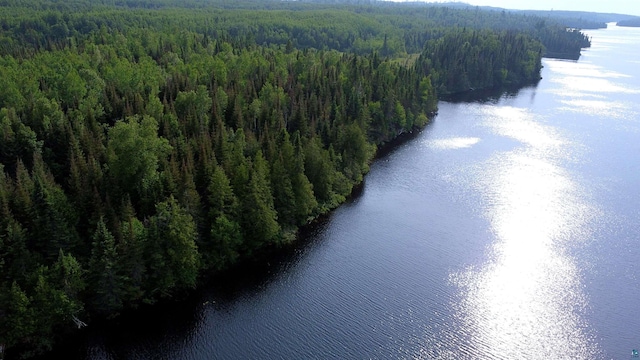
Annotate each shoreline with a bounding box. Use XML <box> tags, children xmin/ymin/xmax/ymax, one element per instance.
<box><xmin>23</xmin><ymin>78</ymin><xmax>541</xmax><ymax>360</ymax></box>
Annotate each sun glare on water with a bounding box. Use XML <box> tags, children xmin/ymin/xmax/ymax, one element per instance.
<box><xmin>439</xmin><ymin>104</ymin><xmax>601</xmax><ymax>359</ymax></box>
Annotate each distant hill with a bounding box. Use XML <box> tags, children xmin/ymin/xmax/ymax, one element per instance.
<box><xmin>372</xmin><ymin>1</ymin><xmax>638</xmax><ymax>29</ymax></box>
<box><xmin>617</xmin><ymin>17</ymin><xmax>640</xmax><ymax>27</ymax></box>
<box><xmin>402</xmin><ymin>2</ymin><xmax>638</xmax><ymax>29</ymax></box>
<box><xmin>517</xmin><ymin>10</ymin><xmax>639</xmax><ymax>28</ymax></box>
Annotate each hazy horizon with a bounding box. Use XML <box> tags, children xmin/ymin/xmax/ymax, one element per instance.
<box><xmin>412</xmin><ymin>0</ymin><xmax>640</xmax><ymax>17</ymax></box>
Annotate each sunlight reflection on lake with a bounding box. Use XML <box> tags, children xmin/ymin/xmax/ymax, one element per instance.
<box><xmin>545</xmin><ymin>61</ymin><xmax>631</xmax><ymax>79</ymax></box>
<box><xmin>444</xmin><ymin>103</ymin><xmax>602</xmax><ymax>359</ymax></box>
<box><xmin>551</xmin><ymin>76</ymin><xmax>640</xmax><ymax>95</ymax></box>
<box><xmin>427</xmin><ymin>137</ymin><xmax>481</xmax><ymax>150</ymax></box>
<box><xmin>559</xmin><ymin>99</ymin><xmax>635</xmax><ymax>119</ymax></box>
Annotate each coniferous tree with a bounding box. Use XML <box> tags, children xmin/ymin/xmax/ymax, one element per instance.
<box><xmin>88</xmin><ymin>217</ymin><xmax>125</xmax><ymax>315</ymax></box>
<box><xmin>30</xmin><ymin>155</ymin><xmax>80</xmax><ymax>262</ymax></box>
<box><xmin>291</xmin><ymin>131</ymin><xmax>317</xmax><ymax>224</ymax></box>
<box><xmin>240</xmin><ymin>150</ymin><xmax>280</xmax><ymax>252</ymax></box>
<box><xmin>203</xmin><ymin>164</ymin><xmax>242</xmax><ymax>270</ymax></box>
<box><xmin>271</xmin><ymin>130</ymin><xmax>297</xmax><ymax>228</ymax></box>
<box><xmin>117</xmin><ymin>201</ymin><xmax>147</xmax><ymax>305</ymax></box>
<box><xmin>0</xmin><ymin>282</ymin><xmax>34</xmax><ymax>353</ymax></box>
<box><xmin>145</xmin><ymin>197</ymin><xmax>200</xmax><ymax>299</ymax></box>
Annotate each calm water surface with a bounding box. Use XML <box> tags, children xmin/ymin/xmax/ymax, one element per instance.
<box><xmin>50</xmin><ymin>24</ymin><xmax>640</xmax><ymax>359</ymax></box>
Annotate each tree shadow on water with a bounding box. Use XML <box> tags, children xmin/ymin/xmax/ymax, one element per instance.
<box><xmin>440</xmin><ymin>81</ymin><xmax>542</xmax><ymax>104</ymax></box>
<box><xmin>34</xmin><ymin>213</ymin><xmax>337</xmax><ymax>360</ymax></box>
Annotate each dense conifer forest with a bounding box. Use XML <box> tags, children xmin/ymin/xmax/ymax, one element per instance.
<box><xmin>0</xmin><ymin>0</ymin><xmax>592</xmax><ymax>357</ymax></box>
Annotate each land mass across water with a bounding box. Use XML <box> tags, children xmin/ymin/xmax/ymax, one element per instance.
<box><xmin>617</xmin><ymin>17</ymin><xmax>640</xmax><ymax>27</ymax></box>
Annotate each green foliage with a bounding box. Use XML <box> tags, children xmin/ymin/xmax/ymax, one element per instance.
<box><xmin>26</xmin><ymin>265</ymin><xmax>82</xmax><ymax>355</ymax></box>
<box><xmin>120</xmin><ymin>216</ymin><xmax>147</xmax><ymax>302</ymax></box>
<box><xmin>0</xmin><ymin>0</ymin><xmax>592</xmax><ymax>356</ymax></box>
<box><xmin>50</xmin><ymin>250</ymin><xmax>85</xmax><ymax>311</ymax></box>
<box><xmin>417</xmin><ymin>28</ymin><xmax>543</xmax><ymax>94</ymax></box>
<box><xmin>0</xmin><ymin>108</ymin><xmax>41</xmax><ymax>172</ymax></box>
<box><xmin>270</xmin><ymin>129</ymin><xmax>317</xmax><ymax>229</ymax></box>
<box><xmin>340</xmin><ymin>123</ymin><xmax>373</xmax><ymax>183</ymax></box>
<box><xmin>0</xmin><ymin>216</ymin><xmax>32</xmax><ymax>285</ymax></box>
<box><xmin>30</xmin><ymin>156</ymin><xmax>81</xmax><ymax>261</ymax></box>
<box><xmin>304</xmin><ymin>137</ymin><xmax>339</xmax><ymax>207</ymax></box>
<box><xmin>291</xmin><ymin>132</ymin><xmax>317</xmax><ymax>224</ymax></box>
<box><xmin>240</xmin><ymin>151</ymin><xmax>280</xmax><ymax>252</ymax></box>
<box><xmin>201</xmin><ymin>164</ymin><xmax>242</xmax><ymax>270</ymax></box>
<box><xmin>175</xmin><ymin>85</ymin><xmax>212</xmax><ymax>136</ymax></box>
<box><xmin>106</xmin><ymin>115</ymin><xmax>171</xmax><ymax>212</ymax></box>
<box><xmin>0</xmin><ymin>260</ymin><xmax>84</xmax><ymax>357</ymax></box>
<box><xmin>145</xmin><ymin>197</ymin><xmax>200</xmax><ymax>299</ymax></box>
<box><xmin>88</xmin><ymin>218</ymin><xmax>125</xmax><ymax>315</ymax></box>
<box><xmin>209</xmin><ymin>215</ymin><xmax>243</xmax><ymax>270</ymax></box>
<box><xmin>0</xmin><ymin>282</ymin><xmax>34</xmax><ymax>352</ymax></box>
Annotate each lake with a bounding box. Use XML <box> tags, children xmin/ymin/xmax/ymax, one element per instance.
<box><xmin>44</xmin><ymin>24</ymin><xmax>640</xmax><ymax>359</ymax></box>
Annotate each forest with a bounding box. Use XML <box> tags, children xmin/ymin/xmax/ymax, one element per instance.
<box><xmin>517</xmin><ymin>9</ymin><xmax>640</xmax><ymax>29</ymax></box>
<box><xmin>617</xmin><ymin>17</ymin><xmax>640</xmax><ymax>27</ymax></box>
<box><xmin>0</xmin><ymin>0</ymin><xmax>591</xmax><ymax>357</ymax></box>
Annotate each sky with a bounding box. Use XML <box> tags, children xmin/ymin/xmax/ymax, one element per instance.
<box><xmin>425</xmin><ymin>0</ymin><xmax>640</xmax><ymax>16</ymax></box>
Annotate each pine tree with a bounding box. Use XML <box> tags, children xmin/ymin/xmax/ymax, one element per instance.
<box><xmin>50</xmin><ymin>250</ymin><xmax>85</xmax><ymax>318</ymax></box>
<box><xmin>291</xmin><ymin>131</ymin><xmax>317</xmax><ymax>223</ymax></box>
<box><xmin>271</xmin><ymin>130</ymin><xmax>296</xmax><ymax>228</ymax></box>
<box><xmin>30</xmin><ymin>155</ymin><xmax>80</xmax><ymax>262</ymax></box>
<box><xmin>240</xmin><ymin>150</ymin><xmax>280</xmax><ymax>252</ymax></box>
<box><xmin>117</xmin><ymin>207</ymin><xmax>147</xmax><ymax>305</ymax></box>
<box><xmin>304</xmin><ymin>137</ymin><xmax>335</xmax><ymax>205</ymax></box>
<box><xmin>202</xmin><ymin>164</ymin><xmax>242</xmax><ymax>270</ymax></box>
<box><xmin>88</xmin><ymin>217</ymin><xmax>125</xmax><ymax>315</ymax></box>
<box><xmin>0</xmin><ymin>282</ymin><xmax>34</xmax><ymax>352</ymax></box>
<box><xmin>145</xmin><ymin>197</ymin><xmax>200</xmax><ymax>300</ymax></box>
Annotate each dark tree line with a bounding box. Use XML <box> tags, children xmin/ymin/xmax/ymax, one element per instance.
<box><xmin>0</xmin><ymin>0</ymin><xmax>591</xmax><ymax>60</ymax></box>
<box><xmin>618</xmin><ymin>18</ymin><xmax>640</xmax><ymax>27</ymax></box>
<box><xmin>0</xmin><ymin>0</ymin><xmax>591</xmax><ymax>357</ymax></box>
<box><xmin>416</xmin><ymin>28</ymin><xmax>543</xmax><ymax>94</ymax></box>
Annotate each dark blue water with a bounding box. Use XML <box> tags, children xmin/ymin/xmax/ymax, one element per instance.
<box><xmin>47</xmin><ymin>24</ymin><xmax>640</xmax><ymax>359</ymax></box>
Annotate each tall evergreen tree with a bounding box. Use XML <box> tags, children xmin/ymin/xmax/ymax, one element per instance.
<box><xmin>240</xmin><ymin>150</ymin><xmax>280</xmax><ymax>252</ymax></box>
<box><xmin>291</xmin><ymin>131</ymin><xmax>317</xmax><ymax>224</ymax></box>
<box><xmin>145</xmin><ymin>197</ymin><xmax>200</xmax><ymax>299</ymax></box>
<box><xmin>88</xmin><ymin>217</ymin><xmax>125</xmax><ymax>315</ymax></box>
<box><xmin>202</xmin><ymin>164</ymin><xmax>242</xmax><ymax>270</ymax></box>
